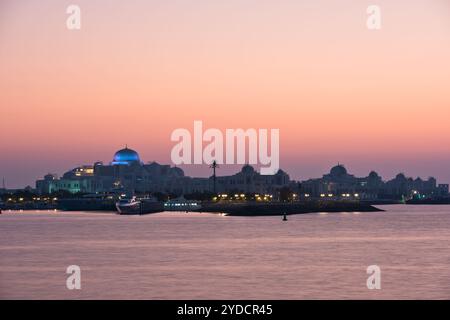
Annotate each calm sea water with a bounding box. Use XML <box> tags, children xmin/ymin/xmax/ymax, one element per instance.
<box><xmin>0</xmin><ymin>205</ymin><xmax>449</xmax><ymax>299</ymax></box>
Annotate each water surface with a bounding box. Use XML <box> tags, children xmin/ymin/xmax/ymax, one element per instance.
<box><xmin>0</xmin><ymin>205</ymin><xmax>449</xmax><ymax>299</ymax></box>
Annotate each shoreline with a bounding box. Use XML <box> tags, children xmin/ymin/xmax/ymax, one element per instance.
<box><xmin>4</xmin><ymin>202</ymin><xmax>450</xmax><ymax>215</ymax></box>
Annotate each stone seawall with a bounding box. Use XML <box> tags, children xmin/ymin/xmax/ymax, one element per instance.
<box><xmin>199</xmin><ymin>201</ymin><xmax>383</xmax><ymax>216</ymax></box>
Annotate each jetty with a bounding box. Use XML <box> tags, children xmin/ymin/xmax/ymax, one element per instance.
<box><xmin>198</xmin><ymin>200</ymin><xmax>383</xmax><ymax>216</ymax></box>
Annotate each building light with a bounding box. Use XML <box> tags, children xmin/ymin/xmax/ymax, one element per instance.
<box><xmin>320</xmin><ymin>194</ymin><xmax>325</xmax><ymax>197</ymax></box>
<box><xmin>354</xmin><ymin>194</ymin><xmax>359</xmax><ymax>197</ymax></box>
<box><xmin>328</xmin><ymin>194</ymin><xmax>333</xmax><ymax>197</ymax></box>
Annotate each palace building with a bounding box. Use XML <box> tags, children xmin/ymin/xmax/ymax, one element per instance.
<box><xmin>35</xmin><ymin>147</ymin><xmax>290</xmax><ymax>195</ymax></box>
<box><xmin>300</xmin><ymin>164</ymin><xmax>444</xmax><ymax>200</ymax></box>
<box><xmin>35</xmin><ymin>148</ymin><xmax>447</xmax><ymax>199</ymax></box>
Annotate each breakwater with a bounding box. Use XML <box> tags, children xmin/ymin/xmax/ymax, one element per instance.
<box><xmin>199</xmin><ymin>200</ymin><xmax>383</xmax><ymax>216</ymax></box>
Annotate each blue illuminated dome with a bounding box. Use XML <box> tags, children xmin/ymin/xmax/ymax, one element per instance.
<box><xmin>112</xmin><ymin>147</ymin><xmax>140</xmax><ymax>165</ymax></box>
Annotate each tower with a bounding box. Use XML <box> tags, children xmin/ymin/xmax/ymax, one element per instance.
<box><xmin>210</xmin><ymin>160</ymin><xmax>219</xmax><ymax>194</ymax></box>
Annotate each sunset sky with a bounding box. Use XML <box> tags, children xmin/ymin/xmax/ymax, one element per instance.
<box><xmin>1</xmin><ymin>0</ymin><xmax>449</xmax><ymax>188</ymax></box>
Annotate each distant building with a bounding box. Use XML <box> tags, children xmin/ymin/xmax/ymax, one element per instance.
<box><xmin>383</xmin><ymin>174</ymin><xmax>437</xmax><ymax>199</ymax></box>
<box><xmin>34</xmin><ymin>149</ymin><xmax>448</xmax><ymax>198</ymax></box>
<box><xmin>36</xmin><ymin>173</ymin><xmax>85</xmax><ymax>194</ymax></box>
<box><xmin>36</xmin><ymin>147</ymin><xmax>188</xmax><ymax>194</ymax></box>
<box><xmin>437</xmin><ymin>184</ymin><xmax>449</xmax><ymax>196</ymax></box>
<box><xmin>35</xmin><ymin>147</ymin><xmax>290</xmax><ymax>195</ymax></box>
<box><xmin>300</xmin><ymin>164</ymin><xmax>444</xmax><ymax>200</ymax></box>
<box><xmin>0</xmin><ymin>186</ymin><xmax>35</xmax><ymax>195</ymax></box>
<box><xmin>215</xmin><ymin>165</ymin><xmax>290</xmax><ymax>194</ymax></box>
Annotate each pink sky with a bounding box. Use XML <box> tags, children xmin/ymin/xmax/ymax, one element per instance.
<box><xmin>1</xmin><ymin>0</ymin><xmax>450</xmax><ymax>188</ymax></box>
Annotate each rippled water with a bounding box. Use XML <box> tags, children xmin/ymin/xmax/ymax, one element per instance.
<box><xmin>0</xmin><ymin>205</ymin><xmax>449</xmax><ymax>299</ymax></box>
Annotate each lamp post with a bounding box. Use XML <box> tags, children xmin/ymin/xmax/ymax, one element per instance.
<box><xmin>210</xmin><ymin>160</ymin><xmax>219</xmax><ymax>194</ymax></box>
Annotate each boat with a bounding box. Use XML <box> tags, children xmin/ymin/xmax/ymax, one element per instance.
<box><xmin>164</xmin><ymin>196</ymin><xmax>202</xmax><ymax>212</ymax></box>
<box><xmin>116</xmin><ymin>195</ymin><xmax>164</xmax><ymax>215</ymax></box>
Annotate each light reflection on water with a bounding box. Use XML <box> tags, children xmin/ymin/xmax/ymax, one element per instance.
<box><xmin>0</xmin><ymin>205</ymin><xmax>449</xmax><ymax>299</ymax></box>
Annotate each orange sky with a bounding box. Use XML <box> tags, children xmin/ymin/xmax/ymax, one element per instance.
<box><xmin>1</xmin><ymin>0</ymin><xmax>450</xmax><ymax>187</ymax></box>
